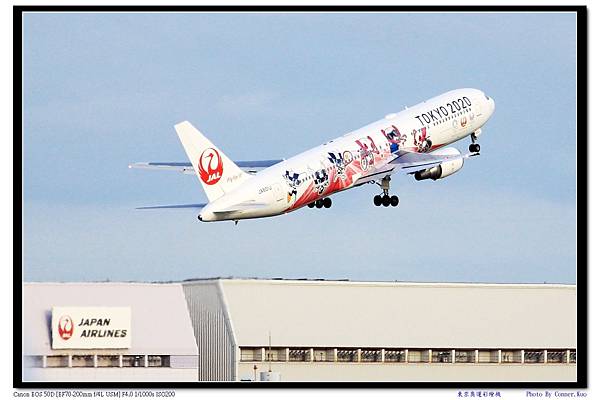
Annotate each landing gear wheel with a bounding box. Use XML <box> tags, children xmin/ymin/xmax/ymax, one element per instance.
<box><xmin>469</xmin><ymin>143</ymin><xmax>480</xmax><ymax>153</ymax></box>
<box><xmin>307</xmin><ymin>202</ymin><xmax>315</xmax><ymax>208</ymax></box>
<box><xmin>315</xmin><ymin>199</ymin><xmax>324</xmax><ymax>209</ymax></box>
<box><xmin>323</xmin><ymin>197</ymin><xmax>332</xmax><ymax>208</ymax></box>
<box><xmin>375</xmin><ymin>175</ymin><xmax>397</xmax><ymax>207</ymax></box>
<box><xmin>382</xmin><ymin>195</ymin><xmax>391</xmax><ymax>207</ymax></box>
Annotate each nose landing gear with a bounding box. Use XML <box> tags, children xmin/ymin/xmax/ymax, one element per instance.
<box><xmin>469</xmin><ymin>130</ymin><xmax>481</xmax><ymax>153</ymax></box>
<box><xmin>469</xmin><ymin>143</ymin><xmax>480</xmax><ymax>153</ymax></box>
<box><xmin>373</xmin><ymin>175</ymin><xmax>400</xmax><ymax>207</ymax></box>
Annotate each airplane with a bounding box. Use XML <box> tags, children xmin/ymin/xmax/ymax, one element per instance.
<box><xmin>129</xmin><ymin>88</ymin><xmax>495</xmax><ymax>223</ymax></box>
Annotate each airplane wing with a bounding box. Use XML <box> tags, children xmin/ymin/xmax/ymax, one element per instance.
<box><xmin>390</xmin><ymin>149</ymin><xmax>477</xmax><ymax>173</ymax></box>
<box><xmin>129</xmin><ymin>159</ymin><xmax>284</xmax><ymax>175</ymax></box>
<box><xmin>353</xmin><ymin>148</ymin><xmax>478</xmax><ymax>185</ymax></box>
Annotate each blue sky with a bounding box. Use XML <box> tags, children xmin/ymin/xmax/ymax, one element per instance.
<box><xmin>22</xmin><ymin>12</ymin><xmax>577</xmax><ymax>283</ymax></box>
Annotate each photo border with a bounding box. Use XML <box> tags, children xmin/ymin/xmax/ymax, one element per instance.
<box><xmin>13</xmin><ymin>4</ymin><xmax>587</xmax><ymax>389</ymax></box>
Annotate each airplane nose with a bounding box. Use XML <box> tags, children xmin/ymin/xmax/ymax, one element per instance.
<box><xmin>484</xmin><ymin>93</ymin><xmax>495</xmax><ymax>114</ymax></box>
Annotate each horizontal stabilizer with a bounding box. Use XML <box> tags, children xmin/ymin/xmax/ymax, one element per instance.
<box><xmin>136</xmin><ymin>203</ymin><xmax>207</xmax><ymax>210</ymax></box>
<box><xmin>129</xmin><ymin>159</ymin><xmax>283</xmax><ymax>175</ymax></box>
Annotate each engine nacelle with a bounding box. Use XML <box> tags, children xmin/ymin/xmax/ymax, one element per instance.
<box><xmin>414</xmin><ymin>147</ymin><xmax>464</xmax><ymax>181</ymax></box>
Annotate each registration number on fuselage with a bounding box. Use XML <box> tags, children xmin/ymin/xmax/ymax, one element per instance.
<box><xmin>258</xmin><ymin>185</ymin><xmax>272</xmax><ymax>194</ymax></box>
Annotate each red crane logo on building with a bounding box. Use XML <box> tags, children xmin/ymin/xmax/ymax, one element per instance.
<box><xmin>57</xmin><ymin>315</ymin><xmax>74</xmax><ymax>340</ymax></box>
<box><xmin>198</xmin><ymin>148</ymin><xmax>223</xmax><ymax>185</ymax></box>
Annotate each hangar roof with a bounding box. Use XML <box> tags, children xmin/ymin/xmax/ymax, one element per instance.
<box><xmin>23</xmin><ymin>283</ymin><xmax>198</xmax><ymax>356</ymax></box>
<box><xmin>208</xmin><ymin>279</ymin><xmax>576</xmax><ymax>349</ymax></box>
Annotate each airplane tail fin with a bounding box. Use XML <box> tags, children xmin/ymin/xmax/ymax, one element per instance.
<box><xmin>174</xmin><ymin>121</ymin><xmax>251</xmax><ymax>202</ymax></box>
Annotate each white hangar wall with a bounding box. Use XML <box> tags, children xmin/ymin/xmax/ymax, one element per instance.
<box><xmin>220</xmin><ymin>280</ymin><xmax>575</xmax><ymax>349</ymax></box>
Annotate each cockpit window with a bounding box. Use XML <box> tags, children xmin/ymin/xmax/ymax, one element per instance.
<box><xmin>485</xmin><ymin>95</ymin><xmax>490</xmax><ymax>100</ymax></box>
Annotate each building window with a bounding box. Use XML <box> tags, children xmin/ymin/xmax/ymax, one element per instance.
<box><xmin>408</xmin><ymin>350</ymin><xmax>429</xmax><ymax>363</ymax></box>
<box><xmin>524</xmin><ymin>350</ymin><xmax>544</xmax><ymax>363</ymax></box>
<box><xmin>288</xmin><ymin>349</ymin><xmax>311</xmax><ymax>362</ymax></box>
<box><xmin>97</xmin><ymin>355</ymin><xmax>120</xmax><ymax>367</ymax></box>
<box><xmin>24</xmin><ymin>356</ymin><xmax>44</xmax><ymax>368</ymax></box>
<box><xmin>477</xmin><ymin>350</ymin><xmax>499</xmax><ymax>363</ymax></box>
<box><xmin>547</xmin><ymin>351</ymin><xmax>567</xmax><ymax>364</ymax></box>
<box><xmin>45</xmin><ymin>355</ymin><xmax>69</xmax><ymax>368</ymax></box>
<box><xmin>384</xmin><ymin>350</ymin><xmax>406</xmax><ymax>363</ymax></box>
<box><xmin>361</xmin><ymin>349</ymin><xmax>380</xmax><ymax>362</ymax></box>
<box><xmin>313</xmin><ymin>349</ymin><xmax>335</xmax><ymax>362</ymax></box>
<box><xmin>455</xmin><ymin>350</ymin><xmax>476</xmax><ymax>363</ymax></box>
<box><xmin>432</xmin><ymin>350</ymin><xmax>452</xmax><ymax>363</ymax></box>
<box><xmin>72</xmin><ymin>355</ymin><xmax>94</xmax><ymax>367</ymax></box>
<box><xmin>337</xmin><ymin>349</ymin><xmax>358</xmax><ymax>362</ymax></box>
<box><xmin>148</xmin><ymin>355</ymin><xmax>170</xmax><ymax>367</ymax></box>
<box><xmin>501</xmin><ymin>350</ymin><xmax>522</xmax><ymax>363</ymax></box>
<box><xmin>313</xmin><ymin>349</ymin><xmax>326</xmax><ymax>362</ymax></box>
<box><xmin>240</xmin><ymin>348</ymin><xmax>262</xmax><ymax>362</ymax></box>
<box><xmin>122</xmin><ymin>355</ymin><xmax>145</xmax><ymax>367</ymax></box>
<box><xmin>265</xmin><ymin>349</ymin><xmax>285</xmax><ymax>362</ymax></box>
<box><xmin>237</xmin><ymin>347</ymin><xmax>575</xmax><ymax>365</ymax></box>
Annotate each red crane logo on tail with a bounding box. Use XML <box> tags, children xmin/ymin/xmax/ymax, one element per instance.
<box><xmin>198</xmin><ymin>148</ymin><xmax>223</xmax><ymax>185</ymax></box>
<box><xmin>57</xmin><ymin>315</ymin><xmax>74</xmax><ymax>340</ymax></box>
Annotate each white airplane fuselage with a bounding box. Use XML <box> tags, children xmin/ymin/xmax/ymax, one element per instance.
<box><xmin>199</xmin><ymin>88</ymin><xmax>495</xmax><ymax>222</ymax></box>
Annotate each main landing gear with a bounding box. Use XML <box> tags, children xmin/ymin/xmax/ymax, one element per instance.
<box><xmin>307</xmin><ymin>197</ymin><xmax>332</xmax><ymax>209</ymax></box>
<box><xmin>373</xmin><ymin>175</ymin><xmax>399</xmax><ymax>207</ymax></box>
<box><xmin>373</xmin><ymin>194</ymin><xmax>399</xmax><ymax>207</ymax></box>
<box><xmin>469</xmin><ymin>129</ymin><xmax>481</xmax><ymax>153</ymax></box>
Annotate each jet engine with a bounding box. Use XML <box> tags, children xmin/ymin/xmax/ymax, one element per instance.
<box><xmin>414</xmin><ymin>147</ymin><xmax>464</xmax><ymax>181</ymax></box>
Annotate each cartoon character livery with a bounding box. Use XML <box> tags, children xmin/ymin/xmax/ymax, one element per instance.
<box><xmin>283</xmin><ymin>170</ymin><xmax>302</xmax><ymax>203</ymax></box>
<box><xmin>130</xmin><ymin>88</ymin><xmax>495</xmax><ymax>223</ymax></box>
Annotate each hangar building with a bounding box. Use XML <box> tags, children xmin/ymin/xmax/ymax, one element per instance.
<box><xmin>23</xmin><ymin>283</ymin><xmax>198</xmax><ymax>382</ymax></box>
<box><xmin>23</xmin><ymin>278</ymin><xmax>577</xmax><ymax>382</ymax></box>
